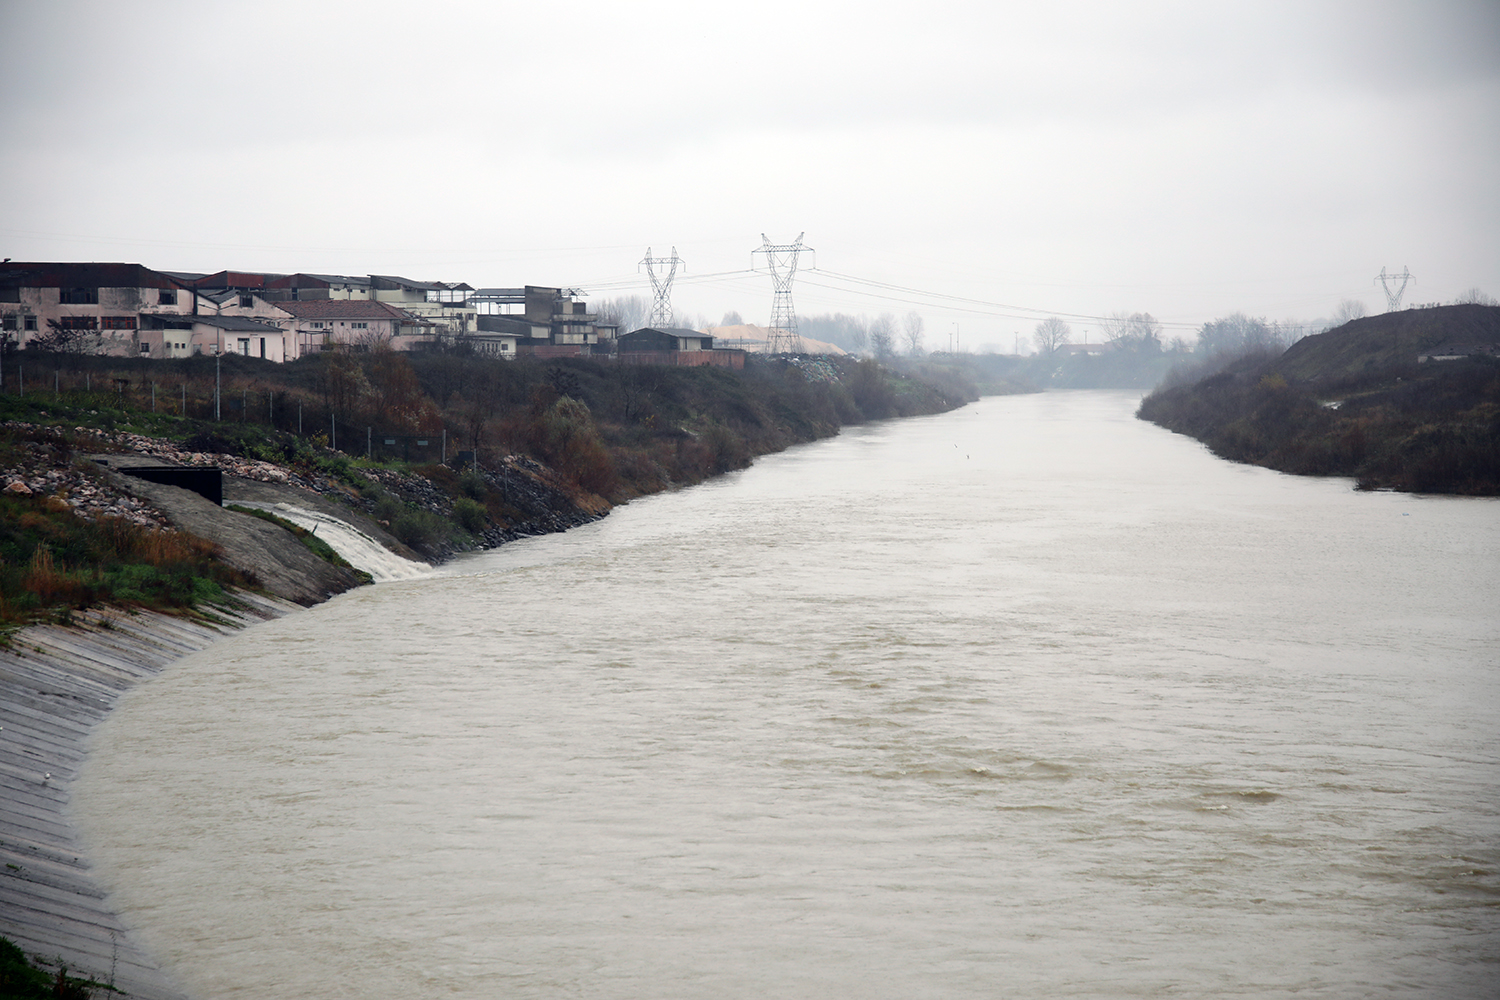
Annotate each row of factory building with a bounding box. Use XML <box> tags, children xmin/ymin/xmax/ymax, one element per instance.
<box><xmin>0</xmin><ymin>262</ymin><xmax>737</xmax><ymax>367</ymax></box>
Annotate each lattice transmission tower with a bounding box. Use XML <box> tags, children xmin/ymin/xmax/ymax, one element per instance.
<box><xmin>1376</xmin><ymin>266</ymin><xmax>1414</xmax><ymax>312</ymax></box>
<box><xmin>640</xmin><ymin>247</ymin><xmax>685</xmax><ymax>327</ymax></box>
<box><xmin>754</xmin><ymin>233</ymin><xmax>812</xmax><ymax>354</ymax></box>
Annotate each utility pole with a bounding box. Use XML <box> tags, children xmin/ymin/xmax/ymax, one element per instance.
<box><xmin>214</xmin><ymin>342</ymin><xmax>221</xmax><ymax>421</ymax></box>
<box><xmin>640</xmin><ymin>247</ymin><xmax>685</xmax><ymax>328</ymax></box>
<box><xmin>754</xmin><ymin>233</ymin><xmax>812</xmax><ymax>354</ymax></box>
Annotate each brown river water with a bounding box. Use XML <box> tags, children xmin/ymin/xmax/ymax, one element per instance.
<box><xmin>74</xmin><ymin>389</ymin><xmax>1500</xmax><ymax>998</ymax></box>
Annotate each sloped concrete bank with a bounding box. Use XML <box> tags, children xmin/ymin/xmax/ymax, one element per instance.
<box><xmin>0</xmin><ymin>592</ymin><xmax>299</xmax><ymax>1000</ymax></box>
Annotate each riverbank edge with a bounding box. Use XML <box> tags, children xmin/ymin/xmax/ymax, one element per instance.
<box><xmin>0</xmin><ymin>591</ymin><xmax>301</xmax><ymax>1000</ymax></box>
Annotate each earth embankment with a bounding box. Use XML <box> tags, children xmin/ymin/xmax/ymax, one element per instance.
<box><xmin>1138</xmin><ymin>304</ymin><xmax>1500</xmax><ymax>494</ymax></box>
<box><xmin>0</xmin><ymin>594</ymin><xmax>298</xmax><ymax>1000</ymax></box>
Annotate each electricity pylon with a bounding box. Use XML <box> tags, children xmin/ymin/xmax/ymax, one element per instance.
<box><xmin>754</xmin><ymin>233</ymin><xmax>812</xmax><ymax>354</ymax></box>
<box><xmin>1376</xmin><ymin>266</ymin><xmax>1414</xmax><ymax>312</ymax></box>
<box><xmin>640</xmin><ymin>247</ymin><xmax>684</xmax><ymax>327</ymax></box>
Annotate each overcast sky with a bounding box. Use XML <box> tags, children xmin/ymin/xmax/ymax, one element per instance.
<box><xmin>2</xmin><ymin>0</ymin><xmax>1497</xmax><ymax>348</ymax></box>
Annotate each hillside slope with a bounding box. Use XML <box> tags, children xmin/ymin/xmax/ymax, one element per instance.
<box><xmin>1137</xmin><ymin>305</ymin><xmax>1500</xmax><ymax>495</ymax></box>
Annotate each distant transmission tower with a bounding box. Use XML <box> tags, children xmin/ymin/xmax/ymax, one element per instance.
<box><xmin>754</xmin><ymin>232</ymin><xmax>812</xmax><ymax>354</ymax></box>
<box><xmin>640</xmin><ymin>247</ymin><xmax>685</xmax><ymax>327</ymax></box>
<box><xmin>1376</xmin><ymin>266</ymin><xmax>1414</xmax><ymax>312</ymax></box>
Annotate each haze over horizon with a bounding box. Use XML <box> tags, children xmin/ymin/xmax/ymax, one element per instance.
<box><xmin>2</xmin><ymin>0</ymin><xmax>1497</xmax><ymax>350</ymax></box>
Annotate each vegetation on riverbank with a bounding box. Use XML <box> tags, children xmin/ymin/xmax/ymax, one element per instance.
<box><xmin>1</xmin><ymin>349</ymin><xmax>971</xmax><ymax>619</ymax></box>
<box><xmin>1138</xmin><ymin>305</ymin><xmax>1500</xmax><ymax>494</ymax></box>
<box><xmin>0</xmin><ymin>424</ymin><xmax>252</xmax><ymax>632</ymax></box>
<box><xmin>0</xmin><ymin>935</ymin><xmax>112</xmax><ymax>999</ymax></box>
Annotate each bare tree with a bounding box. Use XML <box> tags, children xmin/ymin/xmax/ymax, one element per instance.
<box><xmin>1033</xmin><ymin>315</ymin><xmax>1071</xmax><ymax>355</ymax></box>
<box><xmin>1196</xmin><ymin>313</ymin><xmax>1274</xmax><ymax>356</ymax></box>
<box><xmin>1331</xmin><ymin>299</ymin><xmax>1367</xmax><ymax>326</ymax></box>
<box><xmin>1271</xmin><ymin>319</ymin><xmax>1307</xmax><ymax>347</ymax></box>
<box><xmin>720</xmin><ymin>310</ymin><xmax>744</xmax><ymax>326</ymax></box>
<box><xmin>1100</xmin><ymin>312</ymin><xmax>1162</xmax><ymax>354</ymax></box>
<box><xmin>34</xmin><ymin>318</ymin><xmax>100</xmax><ymax>354</ymax></box>
<box><xmin>902</xmin><ymin>311</ymin><xmax>925</xmax><ymax>356</ymax></box>
<box><xmin>353</xmin><ymin>324</ymin><xmax>394</xmax><ymax>351</ymax></box>
<box><xmin>868</xmin><ymin>313</ymin><xmax>896</xmax><ymax>359</ymax></box>
<box><xmin>595</xmin><ymin>295</ymin><xmax>651</xmax><ymax>334</ymax></box>
<box><xmin>1453</xmin><ymin>287</ymin><xmax>1499</xmax><ymax>306</ymax></box>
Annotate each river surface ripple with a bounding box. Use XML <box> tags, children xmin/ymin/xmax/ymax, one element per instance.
<box><xmin>74</xmin><ymin>390</ymin><xmax>1500</xmax><ymax>999</ymax></box>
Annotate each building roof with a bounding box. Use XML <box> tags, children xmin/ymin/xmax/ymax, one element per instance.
<box><xmin>0</xmin><ymin>262</ymin><xmax>186</xmax><ymax>290</ymax></box>
<box><xmin>371</xmin><ymin>274</ymin><xmax>443</xmax><ymax>292</ymax></box>
<box><xmin>187</xmin><ymin>316</ymin><xmax>286</xmax><ymax>333</ymax></box>
<box><xmin>200</xmin><ymin>289</ymin><xmax>277</xmax><ymax>305</ymax></box>
<box><xmin>273</xmin><ymin>299</ymin><xmax>416</xmax><ymax>321</ymax></box>
<box><xmin>264</xmin><ymin>273</ymin><xmax>371</xmax><ymax>289</ymax></box>
<box><xmin>625</xmin><ymin>327</ymin><xmax>707</xmax><ymax>338</ymax></box>
<box><xmin>188</xmin><ymin>270</ymin><xmax>282</xmax><ymax>289</ymax></box>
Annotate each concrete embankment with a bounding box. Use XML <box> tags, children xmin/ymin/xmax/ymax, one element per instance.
<box><xmin>0</xmin><ymin>592</ymin><xmax>299</xmax><ymax>999</ymax></box>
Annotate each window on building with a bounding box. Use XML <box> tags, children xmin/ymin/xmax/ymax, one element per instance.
<box><xmin>102</xmin><ymin>316</ymin><xmax>137</xmax><ymax>330</ymax></box>
<box><xmin>1</xmin><ymin>315</ymin><xmax>15</xmax><ymax>331</ymax></box>
<box><xmin>238</xmin><ymin>338</ymin><xmax>250</xmax><ymax>355</ymax></box>
<box><xmin>61</xmin><ymin>287</ymin><xmax>98</xmax><ymax>305</ymax></box>
<box><xmin>158</xmin><ymin>289</ymin><xmax>177</xmax><ymax>305</ymax></box>
<box><xmin>60</xmin><ymin>316</ymin><xmax>98</xmax><ymax>330</ymax></box>
<box><xmin>140</xmin><ymin>343</ymin><xmax>151</xmax><ymax>354</ymax></box>
<box><xmin>311</xmin><ymin>321</ymin><xmax>324</xmax><ymax>329</ymax></box>
<box><xmin>351</xmin><ymin>322</ymin><xmax>368</xmax><ymax>330</ymax></box>
<box><xmin>23</xmin><ymin>316</ymin><xmax>36</xmax><ymax>331</ymax></box>
<box><xmin>240</xmin><ymin>295</ymin><xmax>255</xmax><ymax>308</ymax></box>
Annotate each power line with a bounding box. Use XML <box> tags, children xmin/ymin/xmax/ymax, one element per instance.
<box><xmin>803</xmin><ymin>268</ymin><xmax>1202</xmax><ymax>330</ymax></box>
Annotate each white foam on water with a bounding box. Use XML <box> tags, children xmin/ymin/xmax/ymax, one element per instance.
<box><xmin>233</xmin><ymin>501</ymin><xmax>431</xmax><ymax>582</ymax></box>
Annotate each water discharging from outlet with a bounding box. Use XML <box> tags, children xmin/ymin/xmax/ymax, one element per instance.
<box><xmin>233</xmin><ymin>502</ymin><xmax>431</xmax><ymax>582</ymax></box>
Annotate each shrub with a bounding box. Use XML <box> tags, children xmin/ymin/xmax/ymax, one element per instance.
<box><xmin>454</xmin><ymin>497</ymin><xmax>487</xmax><ymax>533</ymax></box>
<box><xmin>527</xmin><ymin>396</ymin><xmax>616</xmax><ymax>495</ymax></box>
